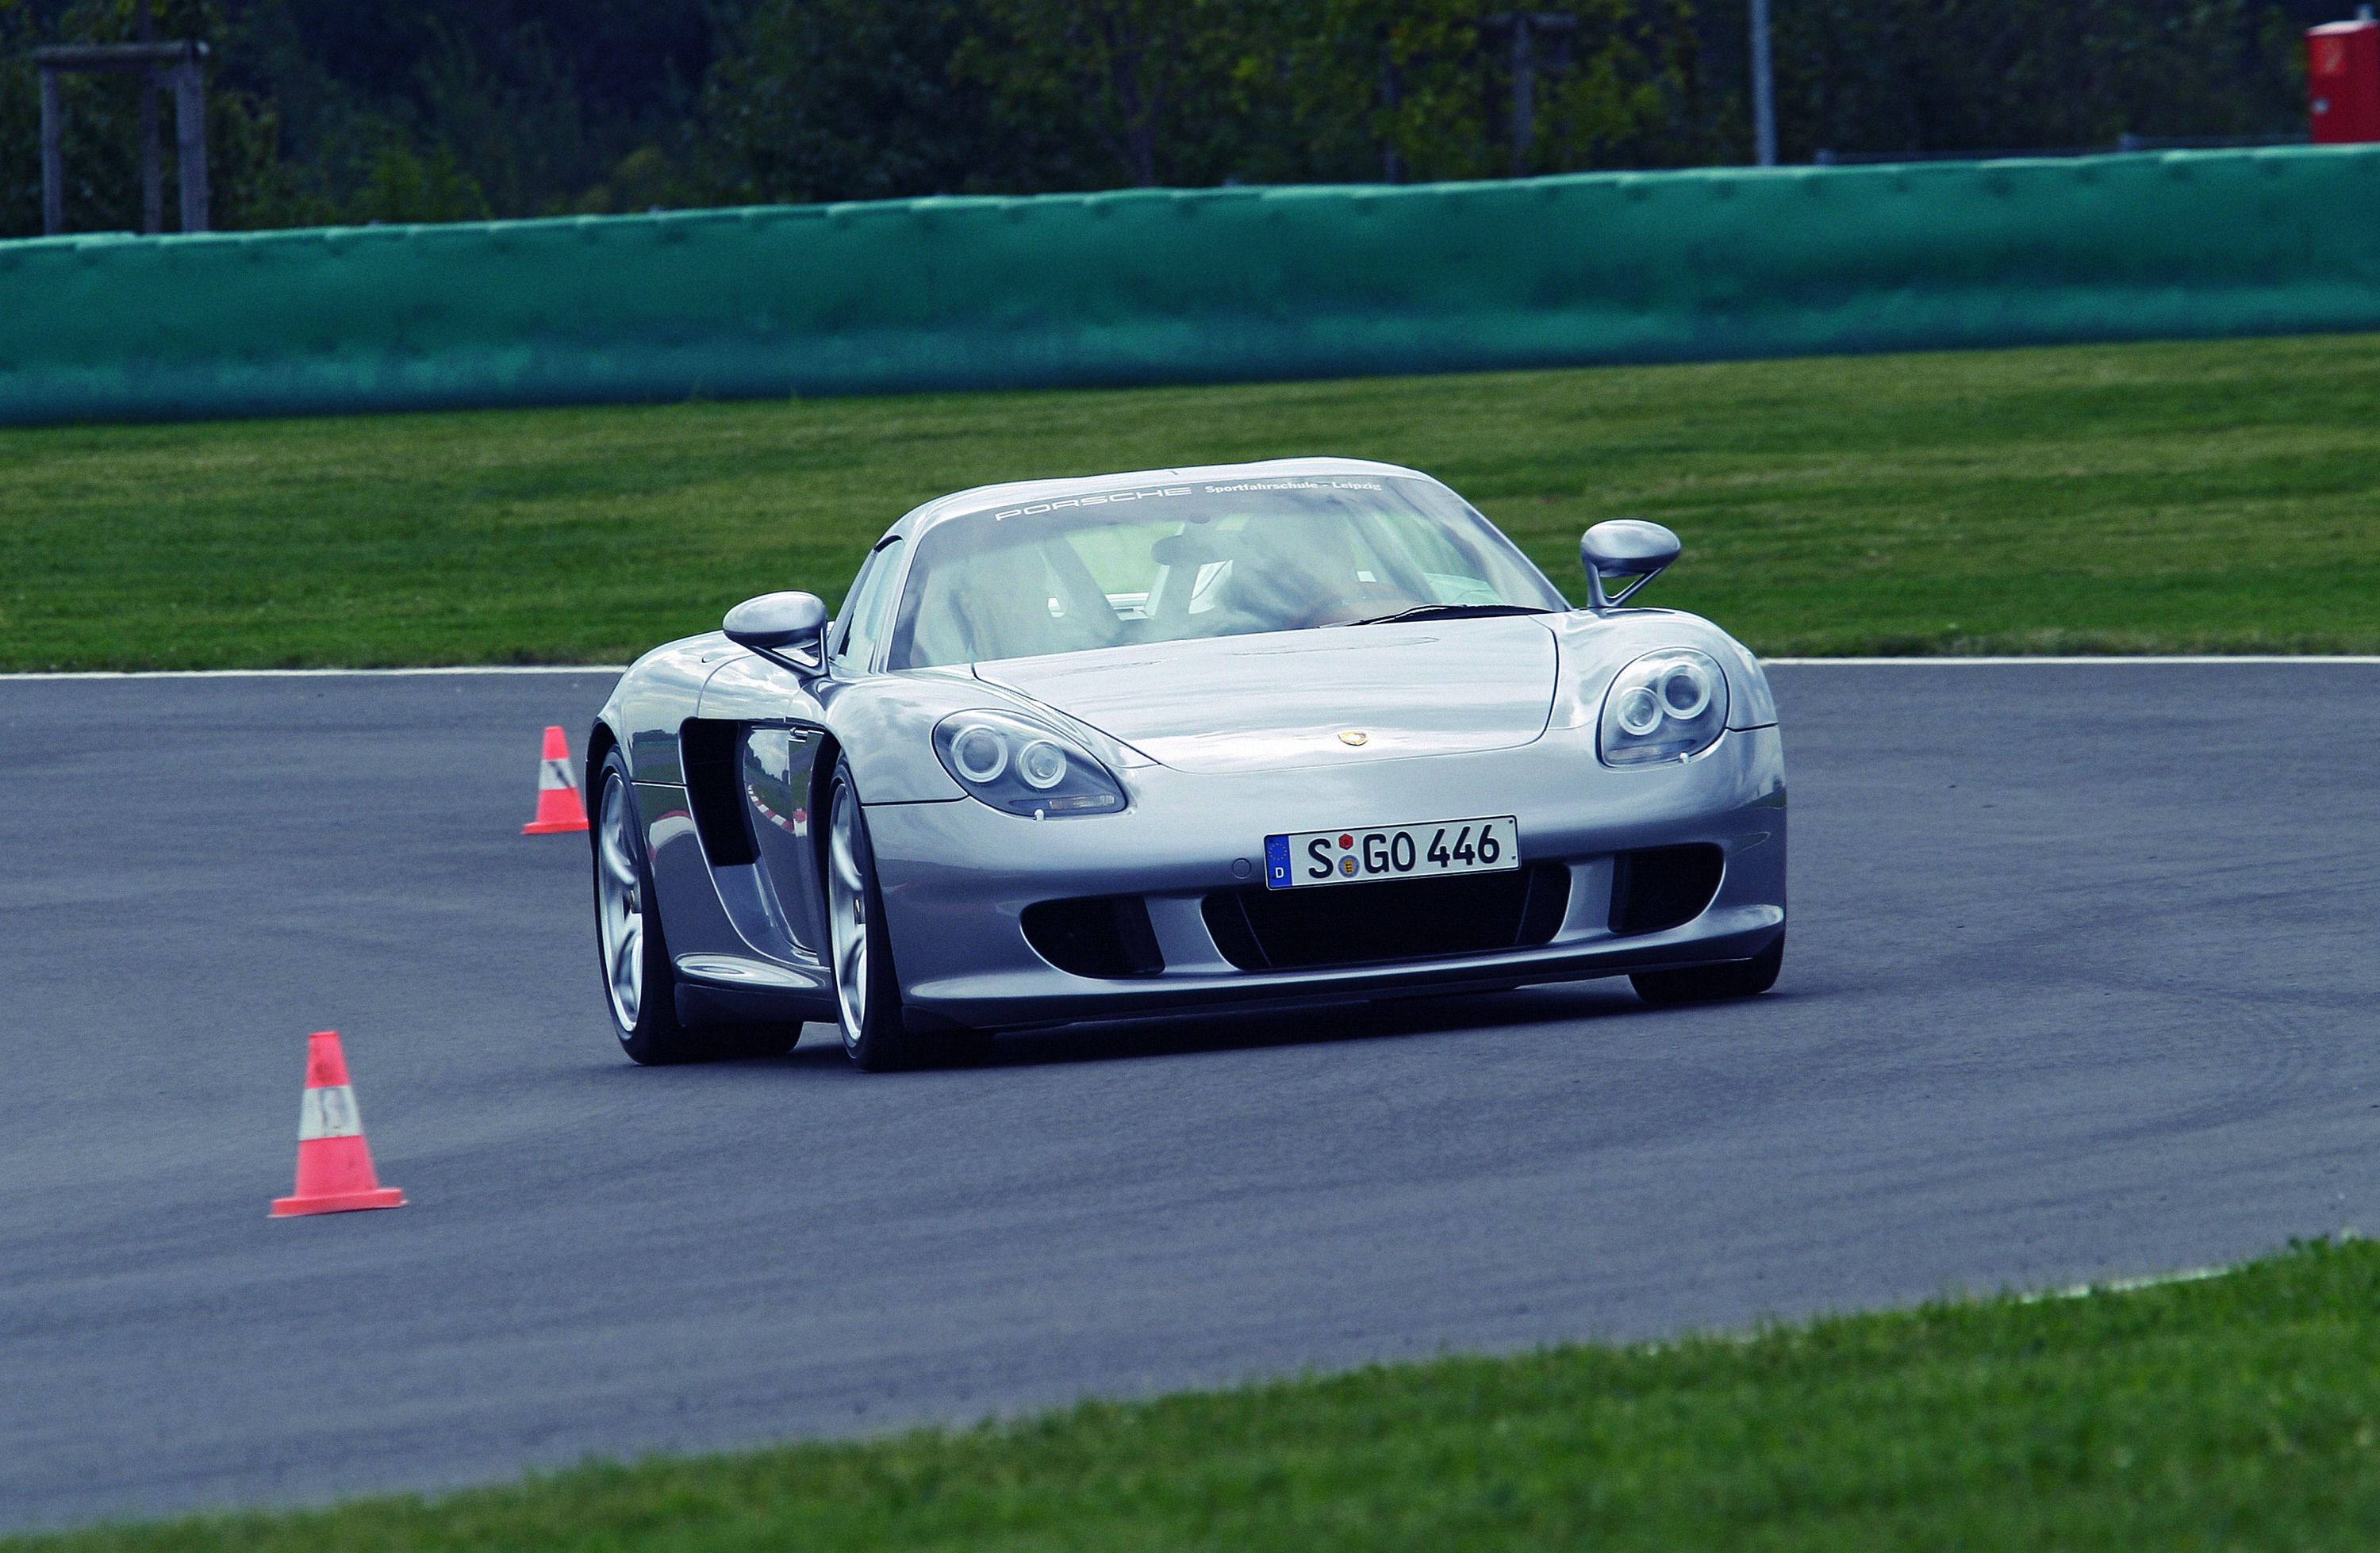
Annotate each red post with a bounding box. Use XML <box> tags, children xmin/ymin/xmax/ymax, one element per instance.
<box><xmin>2309</xmin><ymin>18</ymin><xmax>2380</xmax><ymax>144</ymax></box>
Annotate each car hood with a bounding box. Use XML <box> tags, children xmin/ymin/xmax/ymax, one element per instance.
<box><xmin>972</xmin><ymin>617</ymin><xmax>1559</xmax><ymax>774</ymax></box>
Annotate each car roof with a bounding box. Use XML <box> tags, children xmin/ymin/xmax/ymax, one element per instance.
<box><xmin>883</xmin><ymin>456</ymin><xmax>1444</xmax><ymax>543</ymax></box>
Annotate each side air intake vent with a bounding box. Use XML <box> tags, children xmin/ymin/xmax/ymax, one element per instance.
<box><xmin>1608</xmin><ymin>845</ymin><xmax>1724</xmax><ymax>936</ymax></box>
<box><xmin>678</xmin><ymin>719</ymin><xmax>757</xmax><ymax>867</ymax></box>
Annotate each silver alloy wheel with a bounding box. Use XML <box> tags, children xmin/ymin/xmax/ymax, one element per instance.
<box><xmin>597</xmin><ymin>774</ymin><xmax>643</xmax><ymax>1033</ymax></box>
<box><xmin>827</xmin><ymin>784</ymin><xmax>869</xmax><ymax>1048</ymax></box>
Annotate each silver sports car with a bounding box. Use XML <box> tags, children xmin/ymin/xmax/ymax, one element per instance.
<box><xmin>588</xmin><ymin>458</ymin><xmax>1785</xmax><ymax>1068</ymax></box>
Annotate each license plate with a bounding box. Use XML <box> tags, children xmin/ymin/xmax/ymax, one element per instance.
<box><xmin>1263</xmin><ymin>816</ymin><xmax>1520</xmax><ymax>890</ymax></box>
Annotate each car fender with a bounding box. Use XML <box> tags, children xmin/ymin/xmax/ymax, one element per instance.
<box><xmin>597</xmin><ymin>634</ymin><xmax>743</xmax><ymax>787</ymax></box>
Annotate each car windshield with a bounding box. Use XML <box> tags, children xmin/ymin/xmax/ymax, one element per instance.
<box><xmin>884</xmin><ymin>474</ymin><xmax>1567</xmax><ymax>669</ymax></box>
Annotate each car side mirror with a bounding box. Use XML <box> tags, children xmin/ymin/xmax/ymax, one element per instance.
<box><xmin>1580</xmin><ymin>520</ymin><xmax>1681</xmax><ymax>610</ymax></box>
<box><xmin>723</xmin><ymin>591</ymin><xmax>829</xmax><ymax>674</ymax></box>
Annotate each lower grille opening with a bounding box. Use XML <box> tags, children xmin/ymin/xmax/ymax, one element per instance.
<box><xmin>1609</xmin><ymin>845</ymin><xmax>1725</xmax><ymax>936</ymax></box>
<box><xmin>1022</xmin><ymin>895</ymin><xmax>1165</xmax><ymax>979</ymax></box>
<box><xmin>1202</xmin><ymin>864</ymin><xmax>1570</xmax><ymax>972</ymax></box>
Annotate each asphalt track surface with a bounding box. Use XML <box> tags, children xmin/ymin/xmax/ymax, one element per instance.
<box><xmin>4</xmin><ymin>662</ymin><xmax>2377</xmax><ymax>1531</ymax></box>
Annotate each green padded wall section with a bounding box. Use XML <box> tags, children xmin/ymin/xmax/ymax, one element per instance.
<box><xmin>5</xmin><ymin>146</ymin><xmax>2379</xmax><ymax>427</ymax></box>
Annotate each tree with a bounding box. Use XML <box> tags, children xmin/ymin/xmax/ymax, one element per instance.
<box><xmin>0</xmin><ymin>0</ymin><xmax>2326</xmax><ymax>238</ymax></box>
<box><xmin>1218</xmin><ymin>0</ymin><xmax>1702</xmax><ymax>186</ymax></box>
<box><xmin>961</xmin><ymin>0</ymin><xmax>1255</xmax><ymax>188</ymax></box>
<box><xmin>1741</xmin><ymin>0</ymin><xmax>2303</xmax><ymax>160</ymax></box>
<box><xmin>1522</xmin><ymin>0</ymin><xmax>1703</xmax><ymax>172</ymax></box>
<box><xmin>700</xmin><ymin>0</ymin><xmax>1004</xmax><ymax>205</ymax></box>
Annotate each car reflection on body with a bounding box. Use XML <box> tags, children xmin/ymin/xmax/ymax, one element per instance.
<box><xmin>588</xmin><ymin>458</ymin><xmax>1785</xmax><ymax>1068</ymax></box>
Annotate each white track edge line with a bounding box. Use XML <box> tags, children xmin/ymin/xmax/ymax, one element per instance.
<box><xmin>1764</xmin><ymin>655</ymin><xmax>2380</xmax><ymax>666</ymax></box>
<box><xmin>7</xmin><ymin>655</ymin><xmax>2380</xmax><ymax>681</ymax></box>
<box><xmin>2023</xmin><ymin>1263</ymin><xmax>2238</xmax><ymax>1303</ymax></box>
<box><xmin>1637</xmin><ymin>1259</ymin><xmax>2246</xmax><ymax>1355</ymax></box>
<box><xmin>0</xmin><ymin>665</ymin><xmax>629</xmax><ymax>681</ymax></box>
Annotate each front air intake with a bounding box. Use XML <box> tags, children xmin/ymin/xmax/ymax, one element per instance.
<box><xmin>1608</xmin><ymin>845</ymin><xmax>1724</xmax><ymax>936</ymax></box>
<box><xmin>1202</xmin><ymin>865</ymin><xmax>1569</xmax><ymax>972</ymax></box>
<box><xmin>1022</xmin><ymin>895</ymin><xmax>1165</xmax><ymax>979</ymax></box>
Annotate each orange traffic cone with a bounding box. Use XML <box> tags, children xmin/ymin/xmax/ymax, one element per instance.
<box><xmin>523</xmin><ymin>725</ymin><xmax>590</xmax><ymax>834</ymax></box>
<box><xmin>270</xmin><ymin>1031</ymin><xmax>407</xmax><ymax>1217</ymax></box>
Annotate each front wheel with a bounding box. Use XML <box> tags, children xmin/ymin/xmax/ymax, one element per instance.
<box><xmin>1630</xmin><ymin>933</ymin><xmax>1784</xmax><ymax>1007</ymax></box>
<box><xmin>825</xmin><ymin>761</ymin><xmax>975</xmax><ymax>1071</ymax></box>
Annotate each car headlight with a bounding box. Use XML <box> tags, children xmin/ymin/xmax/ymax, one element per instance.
<box><xmin>933</xmin><ymin>711</ymin><xmax>1126</xmax><ymax>817</ymax></box>
<box><xmin>1599</xmin><ymin>649</ymin><xmax>1729</xmax><ymax>766</ymax></box>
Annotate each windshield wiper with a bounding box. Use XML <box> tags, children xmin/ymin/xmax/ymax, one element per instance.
<box><xmin>1328</xmin><ymin>603</ymin><xmax>1555</xmax><ymax>628</ymax></box>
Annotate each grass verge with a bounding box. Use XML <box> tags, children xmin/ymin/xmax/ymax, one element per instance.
<box><xmin>14</xmin><ymin>1239</ymin><xmax>2380</xmax><ymax>1551</ymax></box>
<box><xmin>4</xmin><ymin>333</ymin><xmax>2380</xmax><ymax>670</ymax></box>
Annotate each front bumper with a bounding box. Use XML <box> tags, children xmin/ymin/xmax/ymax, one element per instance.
<box><xmin>866</xmin><ymin>726</ymin><xmax>1787</xmax><ymax>1031</ymax></box>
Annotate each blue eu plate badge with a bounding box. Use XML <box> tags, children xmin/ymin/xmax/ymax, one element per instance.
<box><xmin>1264</xmin><ymin>834</ymin><xmax>1292</xmax><ymax>887</ymax></box>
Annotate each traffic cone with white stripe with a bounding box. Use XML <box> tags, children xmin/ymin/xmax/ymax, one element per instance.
<box><xmin>522</xmin><ymin>725</ymin><xmax>589</xmax><ymax>834</ymax></box>
<box><xmin>270</xmin><ymin>1031</ymin><xmax>406</xmax><ymax>1217</ymax></box>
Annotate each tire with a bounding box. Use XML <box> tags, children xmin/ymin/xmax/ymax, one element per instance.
<box><xmin>1630</xmin><ymin>933</ymin><xmax>1784</xmax><ymax>1007</ymax></box>
<box><xmin>592</xmin><ymin>749</ymin><xmax>796</xmax><ymax>1064</ymax></box>
<box><xmin>824</xmin><ymin>759</ymin><xmax>970</xmax><ymax>1071</ymax></box>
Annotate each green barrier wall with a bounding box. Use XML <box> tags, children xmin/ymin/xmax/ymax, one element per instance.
<box><xmin>5</xmin><ymin>145</ymin><xmax>2380</xmax><ymax>427</ymax></box>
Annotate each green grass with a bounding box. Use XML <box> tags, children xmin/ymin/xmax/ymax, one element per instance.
<box><xmin>18</xmin><ymin>1239</ymin><xmax>2380</xmax><ymax>1551</ymax></box>
<box><xmin>6</xmin><ymin>332</ymin><xmax>2380</xmax><ymax>670</ymax></box>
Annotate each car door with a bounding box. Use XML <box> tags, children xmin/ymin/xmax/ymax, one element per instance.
<box><xmin>689</xmin><ymin>658</ymin><xmax>829</xmax><ymax>972</ymax></box>
<box><xmin>690</xmin><ymin>538</ymin><xmax>908</xmax><ymax>972</ymax></box>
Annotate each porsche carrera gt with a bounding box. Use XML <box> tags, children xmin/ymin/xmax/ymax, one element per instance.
<box><xmin>588</xmin><ymin>458</ymin><xmax>1786</xmax><ymax>1068</ymax></box>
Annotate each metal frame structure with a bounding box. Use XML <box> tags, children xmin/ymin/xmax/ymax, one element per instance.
<box><xmin>33</xmin><ymin>39</ymin><xmax>210</xmax><ymax>236</ymax></box>
<box><xmin>1749</xmin><ymin>0</ymin><xmax>1777</xmax><ymax>167</ymax></box>
<box><xmin>1480</xmin><ymin>11</ymin><xmax>1580</xmax><ymax>175</ymax></box>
